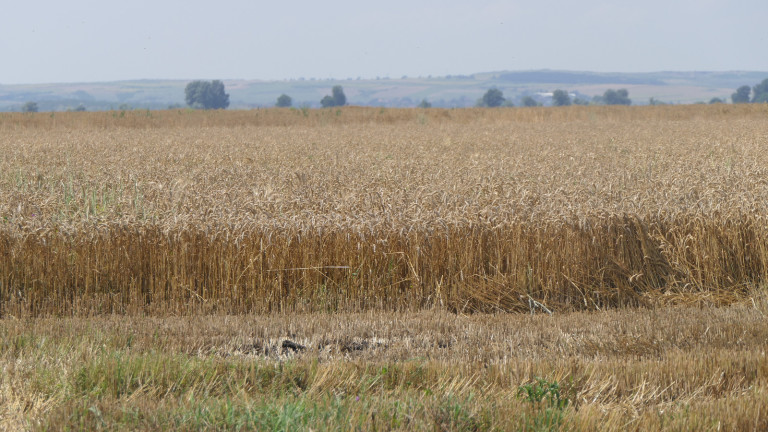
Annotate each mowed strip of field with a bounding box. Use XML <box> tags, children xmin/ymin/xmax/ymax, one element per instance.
<box><xmin>2</xmin><ymin>105</ymin><xmax>768</xmax><ymax>316</ymax></box>
<box><xmin>2</xmin><ymin>301</ymin><xmax>767</xmax><ymax>430</ymax></box>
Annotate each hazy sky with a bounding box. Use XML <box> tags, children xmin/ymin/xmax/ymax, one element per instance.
<box><xmin>3</xmin><ymin>0</ymin><xmax>767</xmax><ymax>84</ymax></box>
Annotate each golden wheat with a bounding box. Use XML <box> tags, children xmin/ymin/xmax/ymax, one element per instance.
<box><xmin>1</xmin><ymin>105</ymin><xmax>768</xmax><ymax>316</ymax></box>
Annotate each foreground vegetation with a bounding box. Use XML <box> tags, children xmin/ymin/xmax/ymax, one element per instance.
<box><xmin>2</xmin><ymin>105</ymin><xmax>768</xmax><ymax>429</ymax></box>
<box><xmin>3</xmin><ymin>301</ymin><xmax>768</xmax><ymax>430</ymax></box>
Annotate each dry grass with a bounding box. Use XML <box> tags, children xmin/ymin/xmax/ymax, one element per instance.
<box><xmin>2</xmin><ymin>299</ymin><xmax>767</xmax><ymax>430</ymax></box>
<box><xmin>2</xmin><ymin>105</ymin><xmax>768</xmax><ymax>316</ymax></box>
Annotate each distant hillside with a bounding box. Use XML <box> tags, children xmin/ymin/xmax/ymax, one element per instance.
<box><xmin>495</xmin><ymin>70</ymin><xmax>666</xmax><ymax>85</ymax></box>
<box><xmin>1</xmin><ymin>70</ymin><xmax>767</xmax><ymax>111</ymax></box>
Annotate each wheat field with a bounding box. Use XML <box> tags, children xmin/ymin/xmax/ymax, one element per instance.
<box><xmin>3</xmin><ymin>105</ymin><xmax>768</xmax><ymax>430</ymax></box>
<box><xmin>2</xmin><ymin>105</ymin><xmax>768</xmax><ymax>316</ymax></box>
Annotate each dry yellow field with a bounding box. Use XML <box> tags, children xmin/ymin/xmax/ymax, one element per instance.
<box><xmin>2</xmin><ymin>105</ymin><xmax>768</xmax><ymax>430</ymax></box>
<box><xmin>2</xmin><ymin>105</ymin><xmax>768</xmax><ymax>316</ymax></box>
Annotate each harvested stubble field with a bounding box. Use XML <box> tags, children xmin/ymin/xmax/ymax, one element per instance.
<box><xmin>2</xmin><ymin>304</ymin><xmax>768</xmax><ymax>430</ymax></box>
<box><xmin>2</xmin><ymin>105</ymin><xmax>768</xmax><ymax>430</ymax></box>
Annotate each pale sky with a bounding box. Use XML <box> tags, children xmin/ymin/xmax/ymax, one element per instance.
<box><xmin>2</xmin><ymin>0</ymin><xmax>767</xmax><ymax>85</ymax></box>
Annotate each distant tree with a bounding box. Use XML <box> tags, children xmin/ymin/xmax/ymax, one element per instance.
<box><xmin>321</xmin><ymin>86</ymin><xmax>347</xmax><ymax>107</ymax></box>
<box><xmin>332</xmin><ymin>85</ymin><xmax>347</xmax><ymax>106</ymax></box>
<box><xmin>572</xmin><ymin>97</ymin><xmax>589</xmax><ymax>106</ymax></box>
<box><xmin>21</xmin><ymin>102</ymin><xmax>38</xmax><ymax>113</ymax></box>
<box><xmin>276</xmin><ymin>94</ymin><xmax>292</xmax><ymax>107</ymax></box>
<box><xmin>752</xmin><ymin>79</ymin><xmax>768</xmax><ymax>103</ymax></box>
<box><xmin>417</xmin><ymin>99</ymin><xmax>432</xmax><ymax>108</ymax></box>
<box><xmin>709</xmin><ymin>97</ymin><xmax>725</xmax><ymax>104</ymax></box>
<box><xmin>552</xmin><ymin>89</ymin><xmax>571</xmax><ymax>106</ymax></box>
<box><xmin>481</xmin><ymin>88</ymin><xmax>505</xmax><ymax>107</ymax></box>
<box><xmin>731</xmin><ymin>85</ymin><xmax>751</xmax><ymax>104</ymax></box>
<box><xmin>73</xmin><ymin>104</ymin><xmax>87</xmax><ymax>112</ymax></box>
<box><xmin>521</xmin><ymin>96</ymin><xmax>539</xmax><ymax>107</ymax></box>
<box><xmin>320</xmin><ymin>95</ymin><xmax>335</xmax><ymax>108</ymax></box>
<box><xmin>602</xmin><ymin>89</ymin><xmax>631</xmax><ymax>105</ymax></box>
<box><xmin>649</xmin><ymin>97</ymin><xmax>667</xmax><ymax>106</ymax></box>
<box><xmin>185</xmin><ymin>80</ymin><xmax>230</xmax><ymax>109</ymax></box>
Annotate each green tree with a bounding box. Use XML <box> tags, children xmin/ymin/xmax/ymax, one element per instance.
<box><xmin>602</xmin><ymin>89</ymin><xmax>631</xmax><ymax>105</ymax></box>
<box><xmin>521</xmin><ymin>96</ymin><xmax>539</xmax><ymax>107</ymax></box>
<box><xmin>321</xmin><ymin>86</ymin><xmax>347</xmax><ymax>107</ymax></box>
<box><xmin>185</xmin><ymin>80</ymin><xmax>230</xmax><ymax>109</ymax></box>
<box><xmin>752</xmin><ymin>79</ymin><xmax>768</xmax><ymax>103</ymax></box>
<box><xmin>481</xmin><ymin>88</ymin><xmax>505</xmax><ymax>107</ymax></box>
<box><xmin>731</xmin><ymin>85</ymin><xmax>751</xmax><ymax>104</ymax></box>
<box><xmin>552</xmin><ymin>89</ymin><xmax>571</xmax><ymax>106</ymax></box>
<box><xmin>276</xmin><ymin>94</ymin><xmax>292</xmax><ymax>107</ymax></box>
<box><xmin>709</xmin><ymin>97</ymin><xmax>725</xmax><ymax>104</ymax></box>
<box><xmin>332</xmin><ymin>85</ymin><xmax>347</xmax><ymax>106</ymax></box>
<box><xmin>417</xmin><ymin>99</ymin><xmax>432</xmax><ymax>108</ymax></box>
<box><xmin>572</xmin><ymin>97</ymin><xmax>589</xmax><ymax>106</ymax></box>
<box><xmin>21</xmin><ymin>101</ymin><xmax>38</xmax><ymax>113</ymax></box>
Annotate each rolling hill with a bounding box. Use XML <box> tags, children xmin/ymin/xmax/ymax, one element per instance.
<box><xmin>1</xmin><ymin>70</ymin><xmax>766</xmax><ymax>111</ymax></box>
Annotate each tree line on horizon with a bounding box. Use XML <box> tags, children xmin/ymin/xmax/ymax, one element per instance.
<box><xmin>730</xmin><ymin>78</ymin><xmax>768</xmax><ymax>104</ymax></box>
<box><xmin>475</xmin><ymin>87</ymin><xmax>631</xmax><ymax>108</ymax></box>
<box><xmin>15</xmin><ymin>76</ymin><xmax>768</xmax><ymax>112</ymax></box>
<box><xmin>172</xmin><ymin>78</ymin><xmax>768</xmax><ymax>110</ymax></box>
<box><xmin>183</xmin><ymin>80</ymin><xmax>635</xmax><ymax>110</ymax></box>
